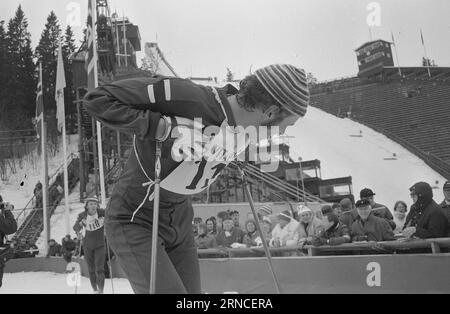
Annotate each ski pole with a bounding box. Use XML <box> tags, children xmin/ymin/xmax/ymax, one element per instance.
<box><xmin>150</xmin><ymin>140</ymin><xmax>162</xmax><ymax>294</ymax></box>
<box><xmin>238</xmin><ymin>164</ymin><xmax>282</xmax><ymax>294</ymax></box>
<box><xmin>106</xmin><ymin>239</ymin><xmax>115</xmax><ymax>294</ymax></box>
<box><xmin>74</xmin><ymin>234</ymin><xmax>83</xmax><ymax>295</ymax></box>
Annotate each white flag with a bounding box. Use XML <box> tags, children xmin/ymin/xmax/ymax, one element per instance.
<box><xmin>55</xmin><ymin>41</ymin><xmax>66</xmax><ymax>133</ymax></box>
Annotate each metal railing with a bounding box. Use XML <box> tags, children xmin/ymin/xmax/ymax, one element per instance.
<box><xmin>197</xmin><ymin>237</ymin><xmax>450</xmax><ymax>258</ymax></box>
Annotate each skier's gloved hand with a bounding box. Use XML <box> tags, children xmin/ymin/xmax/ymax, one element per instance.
<box><xmin>155</xmin><ymin>116</ymin><xmax>174</xmax><ymax>142</ymax></box>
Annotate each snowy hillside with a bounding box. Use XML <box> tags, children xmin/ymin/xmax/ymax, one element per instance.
<box><xmin>286</xmin><ymin>107</ymin><xmax>446</xmax><ymax>211</ymax></box>
<box><xmin>0</xmin><ymin>135</ymin><xmax>79</xmax><ymax>213</ymax></box>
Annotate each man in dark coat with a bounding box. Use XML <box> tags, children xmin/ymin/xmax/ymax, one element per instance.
<box><xmin>360</xmin><ymin>188</ymin><xmax>396</xmax><ymax>230</ymax></box>
<box><xmin>0</xmin><ymin>196</ymin><xmax>17</xmax><ymax>288</ymax></box>
<box><xmin>312</xmin><ymin>212</ymin><xmax>351</xmax><ymax>246</ymax></box>
<box><xmin>439</xmin><ymin>181</ymin><xmax>450</xmax><ymax>235</ymax></box>
<box><xmin>351</xmin><ymin>199</ymin><xmax>395</xmax><ymax>242</ymax></box>
<box><xmin>403</xmin><ymin>182</ymin><xmax>450</xmax><ymax>239</ymax></box>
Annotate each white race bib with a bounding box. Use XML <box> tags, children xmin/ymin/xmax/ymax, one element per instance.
<box><xmin>161</xmin><ymin>120</ymin><xmax>248</xmax><ymax>195</ymax></box>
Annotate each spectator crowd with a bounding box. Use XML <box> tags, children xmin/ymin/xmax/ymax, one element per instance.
<box><xmin>193</xmin><ymin>182</ymin><xmax>450</xmax><ymax>252</ymax></box>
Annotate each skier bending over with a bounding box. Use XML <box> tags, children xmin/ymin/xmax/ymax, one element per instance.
<box><xmin>83</xmin><ymin>64</ymin><xmax>310</xmax><ymax>294</ymax></box>
<box><xmin>74</xmin><ymin>196</ymin><xmax>106</xmax><ymax>294</ymax></box>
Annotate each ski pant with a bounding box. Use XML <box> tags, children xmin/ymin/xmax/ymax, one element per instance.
<box><xmin>105</xmin><ymin>194</ymin><xmax>201</xmax><ymax>294</ymax></box>
<box><xmin>84</xmin><ymin>244</ymin><xmax>106</xmax><ymax>292</ymax></box>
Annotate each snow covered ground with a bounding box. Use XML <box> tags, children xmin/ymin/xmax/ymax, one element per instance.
<box><xmin>0</xmin><ymin>272</ymin><xmax>133</xmax><ymax>294</ymax></box>
<box><xmin>286</xmin><ymin>107</ymin><xmax>447</xmax><ymax>210</ymax></box>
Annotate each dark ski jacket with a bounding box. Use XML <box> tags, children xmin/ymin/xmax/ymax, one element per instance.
<box><xmin>351</xmin><ymin>213</ymin><xmax>395</xmax><ymax>242</ymax></box>
<box><xmin>439</xmin><ymin>200</ymin><xmax>450</xmax><ymax>235</ymax></box>
<box><xmin>312</xmin><ymin>223</ymin><xmax>351</xmax><ymax>246</ymax></box>
<box><xmin>404</xmin><ymin>182</ymin><xmax>449</xmax><ymax>239</ymax></box>
<box><xmin>83</xmin><ymin>76</ymin><xmax>238</xmax><ymax>225</ymax></box>
<box><xmin>216</xmin><ymin>227</ymin><xmax>245</xmax><ymax>248</ymax></box>
<box><xmin>371</xmin><ymin>203</ymin><xmax>396</xmax><ymax>230</ymax></box>
<box><xmin>0</xmin><ymin>209</ymin><xmax>17</xmax><ymax>247</ymax></box>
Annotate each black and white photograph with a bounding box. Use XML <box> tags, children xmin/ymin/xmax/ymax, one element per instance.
<box><xmin>0</xmin><ymin>0</ymin><xmax>449</xmax><ymax>299</ymax></box>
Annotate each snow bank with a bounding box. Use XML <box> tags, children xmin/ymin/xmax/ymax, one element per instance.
<box><xmin>0</xmin><ymin>272</ymin><xmax>133</xmax><ymax>294</ymax></box>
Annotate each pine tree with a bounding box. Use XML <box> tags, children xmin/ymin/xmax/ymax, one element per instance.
<box><xmin>62</xmin><ymin>25</ymin><xmax>77</xmax><ymax>132</ymax></box>
<box><xmin>35</xmin><ymin>11</ymin><xmax>62</xmax><ymax>115</ymax></box>
<box><xmin>4</xmin><ymin>5</ymin><xmax>36</xmax><ymax>130</ymax></box>
<box><xmin>0</xmin><ymin>21</ymin><xmax>9</xmax><ymax>127</ymax></box>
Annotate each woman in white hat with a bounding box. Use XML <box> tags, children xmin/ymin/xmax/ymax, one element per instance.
<box><xmin>269</xmin><ymin>210</ymin><xmax>299</xmax><ymax>248</ymax></box>
<box><xmin>295</xmin><ymin>205</ymin><xmax>325</xmax><ymax>247</ymax></box>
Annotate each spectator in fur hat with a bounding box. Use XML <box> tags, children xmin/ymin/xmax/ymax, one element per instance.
<box><xmin>270</xmin><ymin>210</ymin><xmax>299</xmax><ymax>247</ymax></box>
<box><xmin>403</xmin><ymin>182</ymin><xmax>449</xmax><ymax>239</ymax></box>
<box><xmin>295</xmin><ymin>205</ymin><xmax>325</xmax><ymax>247</ymax></box>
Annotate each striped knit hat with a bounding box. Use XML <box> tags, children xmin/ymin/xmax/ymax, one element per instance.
<box><xmin>258</xmin><ymin>205</ymin><xmax>273</xmax><ymax>216</ymax></box>
<box><xmin>255</xmin><ymin>64</ymin><xmax>310</xmax><ymax>117</ymax></box>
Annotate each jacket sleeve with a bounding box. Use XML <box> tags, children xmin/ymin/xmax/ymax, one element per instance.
<box><xmin>73</xmin><ymin>213</ymin><xmax>85</xmax><ymax>234</ymax></box>
<box><xmin>414</xmin><ymin>210</ymin><xmax>449</xmax><ymax>239</ymax></box>
<box><xmin>329</xmin><ymin>225</ymin><xmax>351</xmax><ymax>246</ymax></box>
<box><xmin>380</xmin><ymin>220</ymin><xmax>396</xmax><ymax>241</ymax></box>
<box><xmin>83</xmin><ymin>77</ymin><xmax>207</xmax><ymax>141</ymax></box>
<box><xmin>0</xmin><ymin>210</ymin><xmax>18</xmax><ymax>235</ymax></box>
<box><xmin>386</xmin><ymin>219</ymin><xmax>396</xmax><ymax>230</ymax></box>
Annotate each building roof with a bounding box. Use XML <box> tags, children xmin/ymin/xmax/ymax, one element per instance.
<box><xmin>355</xmin><ymin>39</ymin><xmax>392</xmax><ymax>52</ymax></box>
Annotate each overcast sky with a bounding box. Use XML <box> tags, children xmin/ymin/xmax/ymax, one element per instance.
<box><xmin>1</xmin><ymin>0</ymin><xmax>450</xmax><ymax>81</ymax></box>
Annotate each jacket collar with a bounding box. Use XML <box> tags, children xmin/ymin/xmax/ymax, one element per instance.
<box><xmin>216</xmin><ymin>84</ymin><xmax>238</xmax><ymax>127</ymax></box>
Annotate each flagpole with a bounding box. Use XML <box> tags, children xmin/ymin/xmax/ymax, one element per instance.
<box><xmin>421</xmin><ymin>29</ymin><xmax>432</xmax><ymax>78</ymax></box>
<box><xmin>43</xmin><ymin>122</ymin><xmax>49</xmax><ymax>251</ymax></box>
<box><xmin>90</xmin><ymin>1</ymin><xmax>107</xmax><ymax>208</ymax></box>
<box><xmin>57</xmin><ymin>41</ymin><xmax>71</xmax><ymax>235</ymax></box>
<box><xmin>391</xmin><ymin>32</ymin><xmax>402</xmax><ymax>77</ymax></box>
<box><xmin>39</xmin><ymin>62</ymin><xmax>50</xmax><ymax>256</ymax></box>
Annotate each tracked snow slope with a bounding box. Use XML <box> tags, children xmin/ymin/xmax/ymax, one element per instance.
<box><xmin>286</xmin><ymin>107</ymin><xmax>446</xmax><ymax>210</ymax></box>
